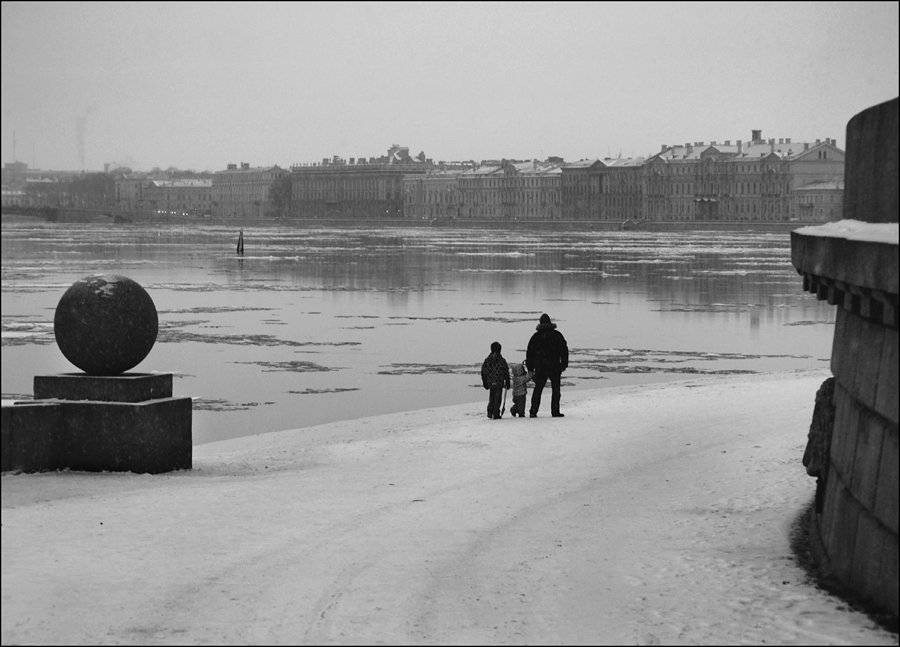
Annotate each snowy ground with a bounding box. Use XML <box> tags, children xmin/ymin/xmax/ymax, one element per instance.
<box><xmin>2</xmin><ymin>370</ymin><xmax>897</xmax><ymax>646</ymax></box>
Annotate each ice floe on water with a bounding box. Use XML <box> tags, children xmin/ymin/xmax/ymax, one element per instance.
<box><xmin>1</xmin><ymin>320</ymin><xmax>55</xmax><ymax>345</ymax></box>
<box><xmin>235</xmin><ymin>360</ymin><xmax>338</xmax><ymax>373</ymax></box>
<box><xmin>191</xmin><ymin>397</ymin><xmax>275</xmax><ymax>412</ymax></box>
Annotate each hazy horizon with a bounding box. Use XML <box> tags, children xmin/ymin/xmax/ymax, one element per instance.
<box><xmin>2</xmin><ymin>1</ymin><xmax>898</xmax><ymax>173</ymax></box>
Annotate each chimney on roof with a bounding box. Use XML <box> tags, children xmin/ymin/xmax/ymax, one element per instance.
<box><xmin>241</xmin><ymin>162</ymin><xmax>250</xmax><ymax>169</ymax></box>
<box><xmin>711</xmin><ymin>141</ymin><xmax>717</xmax><ymax>146</ymax></box>
<box><xmin>227</xmin><ymin>163</ymin><xmax>237</xmax><ymax>170</ymax></box>
<box><xmin>816</xmin><ymin>139</ymin><xmax>821</xmax><ymax>145</ymax></box>
<box><xmin>778</xmin><ymin>138</ymin><xmax>784</xmax><ymax>144</ymax></box>
<box><xmin>725</xmin><ymin>140</ymin><xmax>730</xmax><ymax>146</ymax></box>
<box><xmin>737</xmin><ymin>140</ymin><xmax>742</xmax><ymax>154</ymax></box>
<box><xmin>770</xmin><ymin>139</ymin><xmax>775</xmax><ymax>153</ymax></box>
<box><xmin>804</xmin><ymin>143</ymin><xmax>809</xmax><ymax>151</ymax></box>
<box><xmin>661</xmin><ymin>144</ymin><xmax>667</xmax><ymax>152</ymax></box>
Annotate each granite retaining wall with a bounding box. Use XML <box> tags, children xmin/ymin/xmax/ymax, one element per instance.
<box><xmin>791</xmin><ymin>97</ymin><xmax>899</xmax><ymax>618</ymax></box>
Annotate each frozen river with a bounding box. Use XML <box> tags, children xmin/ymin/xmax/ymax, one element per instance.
<box><xmin>1</xmin><ymin>221</ymin><xmax>835</xmax><ymax>445</ymax></box>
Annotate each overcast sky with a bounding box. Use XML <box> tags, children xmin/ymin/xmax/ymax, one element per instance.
<box><xmin>2</xmin><ymin>1</ymin><xmax>898</xmax><ymax>172</ymax></box>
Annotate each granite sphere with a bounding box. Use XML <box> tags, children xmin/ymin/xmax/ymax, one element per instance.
<box><xmin>54</xmin><ymin>274</ymin><xmax>159</xmax><ymax>375</ymax></box>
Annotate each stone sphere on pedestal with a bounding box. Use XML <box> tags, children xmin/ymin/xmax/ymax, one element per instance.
<box><xmin>54</xmin><ymin>274</ymin><xmax>159</xmax><ymax>376</ymax></box>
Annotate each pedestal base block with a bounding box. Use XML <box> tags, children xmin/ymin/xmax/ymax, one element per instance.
<box><xmin>61</xmin><ymin>397</ymin><xmax>192</xmax><ymax>473</ymax></box>
<box><xmin>34</xmin><ymin>372</ymin><xmax>173</xmax><ymax>402</ymax></box>
<box><xmin>2</xmin><ymin>372</ymin><xmax>192</xmax><ymax>474</ymax></box>
<box><xmin>1</xmin><ymin>402</ymin><xmax>66</xmax><ymax>473</ymax></box>
<box><xmin>2</xmin><ymin>397</ymin><xmax>191</xmax><ymax>474</ymax></box>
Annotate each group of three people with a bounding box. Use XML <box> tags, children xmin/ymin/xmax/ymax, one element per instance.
<box><xmin>480</xmin><ymin>313</ymin><xmax>569</xmax><ymax>419</ymax></box>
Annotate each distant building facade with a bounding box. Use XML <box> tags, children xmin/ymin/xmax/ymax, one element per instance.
<box><xmin>1</xmin><ymin>188</ymin><xmax>26</xmax><ymax>208</ymax></box>
<box><xmin>454</xmin><ymin>159</ymin><xmax>564</xmax><ymax>221</ymax></box>
<box><xmin>403</xmin><ymin>168</ymin><xmax>465</xmax><ymax>220</ymax></box>
<box><xmin>601</xmin><ymin>158</ymin><xmax>645</xmax><ymax>222</ymax></box>
<box><xmin>212</xmin><ymin>163</ymin><xmax>288</xmax><ymax>219</ymax></box>
<box><xmin>560</xmin><ymin>157</ymin><xmax>645</xmax><ymax>221</ymax></box>
<box><xmin>0</xmin><ymin>161</ymin><xmax>29</xmax><ymax>188</ymax></box>
<box><xmin>560</xmin><ymin>159</ymin><xmax>604</xmax><ymax>220</ymax></box>
<box><xmin>401</xmin><ymin>130</ymin><xmax>842</xmax><ymax>225</ymax></box>
<box><xmin>643</xmin><ymin>132</ymin><xmax>845</xmax><ymax>222</ymax></box>
<box><xmin>289</xmin><ymin>145</ymin><xmax>430</xmax><ymax>219</ymax></box>
<box><xmin>2</xmin><ymin>162</ymin><xmax>83</xmax><ymax>209</ymax></box>
<box><xmin>144</xmin><ymin>179</ymin><xmax>213</xmax><ymax>217</ymax></box>
<box><xmin>3</xmin><ymin>130</ymin><xmax>845</xmax><ymax>224</ymax></box>
<box><xmin>115</xmin><ymin>175</ymin><xmax>150</xmax><ymax>212</ymax></box>
<box><xmin>790</xmin><ymin>180</ymin><xmax>844</xmax><ymax>222</ymax></box>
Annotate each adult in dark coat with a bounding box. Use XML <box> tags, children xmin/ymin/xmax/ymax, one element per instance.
<box><xmin>525</xmin><ymin>313</ymin><xmax>569</xmax><ymax>417</ymax></box>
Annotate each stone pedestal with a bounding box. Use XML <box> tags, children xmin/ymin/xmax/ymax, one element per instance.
<box><xmin>2</xmin><ymin>373</ymin><xmax>191</xmax><ymax>474</ymax></box>
<box><xmin>2</xmin><ymin>275</ymin><xmax>192</xmax><ymax>475</ymax></box>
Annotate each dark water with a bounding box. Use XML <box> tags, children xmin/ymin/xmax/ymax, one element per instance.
<box><xmin>1</xmin><ymin>222</ymin><xmax>834</xmax><ymax>445</ymax></box>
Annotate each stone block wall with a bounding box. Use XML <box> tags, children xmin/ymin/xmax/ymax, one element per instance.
<box><xmin>824</xmin><ymin>309</ymin><xmax>898</xmax><ymax>614</ymax></box>
<box><xmin>791</xmin><ymin>97</ymin><xmax>899</xmax><ymax>618</ymax></box>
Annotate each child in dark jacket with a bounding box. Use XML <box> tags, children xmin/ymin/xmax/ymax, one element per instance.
<box><xmin>508</xmin><ymin>361</ymin><xmax>533</xmax><ymax>418</ymax></box>
<box><xmin>481</xmin><ymin>341</ymin><xmax>510</xmax><ymax>419</ymax></box>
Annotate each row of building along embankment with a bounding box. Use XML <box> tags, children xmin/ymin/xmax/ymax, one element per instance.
<box><xmin>1</xmin><ymin>132</ymin><xmax>844</xmax><ymax>224</ymax></box>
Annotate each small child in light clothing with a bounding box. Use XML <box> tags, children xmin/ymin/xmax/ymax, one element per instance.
<box><xmin>508</xmin><ymin>362</ymin><xmax>533</xmax><ymax>418</ymax></box>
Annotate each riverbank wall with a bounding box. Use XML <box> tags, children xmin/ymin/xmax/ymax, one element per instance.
<box><xmin>791</xmin><ymin>97</ymin><xmax>899</xmax><ymax>619</ymax></box>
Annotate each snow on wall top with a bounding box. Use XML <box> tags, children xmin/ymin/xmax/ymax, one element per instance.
<box><xmin>794</xmin><ymin>219</ymin><xmax>899</xmax><ymax>244</ymax></box>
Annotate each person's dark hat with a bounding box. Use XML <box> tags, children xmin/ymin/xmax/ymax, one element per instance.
<box><xmin>491</xmin><ymin>341</ymin><xmax>501</xmax><ymax>353</ymax></box>
<box><xmin>539</xmin><ymin>313</ymin><xmax>551</xmax><ymax>325</ymax></box>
